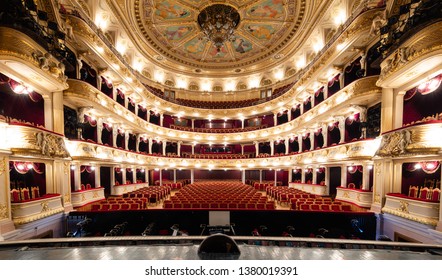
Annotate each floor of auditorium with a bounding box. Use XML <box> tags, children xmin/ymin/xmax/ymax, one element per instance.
<box><xmin>1</xmin><ymin>243</ymin><xmax>441</xmax><ymax>260</ymax></box>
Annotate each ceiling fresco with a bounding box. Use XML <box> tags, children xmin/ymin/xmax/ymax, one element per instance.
<box><xmin>134</xmin><ymin>0</ymin><xmax>304</xmax><ymax>71</ymax></box>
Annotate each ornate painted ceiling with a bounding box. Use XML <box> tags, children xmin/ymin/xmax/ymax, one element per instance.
<box><xmin>128</xmin><ymin>0</ymin><xmax>307</xmax><ymax>75</ymax></box>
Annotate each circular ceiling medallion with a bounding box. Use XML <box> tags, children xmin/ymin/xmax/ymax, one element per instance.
<box><xmin>134</xmin><ymin>0</ymin><xmax>306</xmax><ymax>74</ymax></box>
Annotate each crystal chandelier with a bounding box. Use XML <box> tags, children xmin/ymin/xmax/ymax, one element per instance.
<box><xmin>197</xmin><ymin>4</ymin><xmax>240</xmax><ymax>52</ymax></box>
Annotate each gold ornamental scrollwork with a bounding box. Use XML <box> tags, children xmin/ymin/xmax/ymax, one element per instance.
<box><xmin>63</xmin><ymin>193</ymin><xmax>71</xmax><ymax>204</ymax></box>
<box><xmin>0</xmin><ymin>157</ymin><xmax>6</xmax><ymax>176</ymax></box>
<box><xmin>342</xmin><ymin>191</ymin><xmax>350</xmax><ymax>198</ymax></box>
<box><xmin>41</xmin><ymin>202</ymin><xmax>50</xmax><ymax>213</ymax></box>
<box><xmin>0</xmin><ymin>203</ymin><xmax>8</xmax><ymax>219</ymax></box>
<box><xmin>376</xmin><ymin>130</ymin><xmax>411</xmax><ymax>157</ymax></box>
<box><xmin>374</xmin><ymin>193</ymin><xmax>381</xmax><ymax>203</ymax></box>
<box><xmin>398</xmin><ymin>200</ymin><xmax>409</xmax><ymax>213</ymax></box>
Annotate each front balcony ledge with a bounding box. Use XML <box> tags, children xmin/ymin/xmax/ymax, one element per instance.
<box><xmin>66</xmin><ymin>138</ymin><xmax>378</xmax><ymax>169</ymax></box>
<box><xmin>289</xmin><ymin>182</ymin><xmax>327</xmax><ymax>196</ymax></box>
<box><xmin>71</xmin><ymin>188</ymin><xmax>105</xmax><ymax>208</ymax></box>
<box><xmin>376</xmin><ymin>122</ymin><xmax>442</xmax><ymax>158</ymax></box>
<box><xmin>2</xmin><ymin>123</ymin><xmax>70</xmax><ymax>159</ymax></box>
<box><xmin>111</xmin><ymin>183</ymin><xmax>149</xmax><ymax>196</ymax></box>
<box><xmin>11</xmin><ymin>194</ymin><xmax>64</xmax><ymax>225</ymax></box>
<box><xmin>382</xmin><ymin>193</ymin><xmax>440</xmax><ymax>226</ymax></box>
<box><xmin>336</xmin><ymin>187</ymin><xmax>373</xmax><ymax>208</ymax></box>
<box><xmin>65</xmin><ymin>76</ymin><xmax>380</xmax><ymax>143</ymax></box>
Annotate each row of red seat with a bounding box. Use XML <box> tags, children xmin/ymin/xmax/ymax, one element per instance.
<box><xmin>164</xmin><ymin>201</ymin><xmax>275</xmax><ymax>210</ymax></box>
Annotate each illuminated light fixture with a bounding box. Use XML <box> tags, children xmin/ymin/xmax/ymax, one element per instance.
<box><xmin>334</xmin><ymin>9</ymin><xmax>346</xmax><ymax>26</ymax></box>
<box><xmin>96</xmin><ymin>46</ymin><xmax>104</xmax><ymax>53</ymax></box>
<box><xmin>368</xmin><ymin>165</ymin><xmax>373</xmax><ymax>170</ymax></box>
<box><xmin>349</xmin><ymin>114</ymin><xmax>355</xmax><ymax>120</ymax></box>
<box><xmin>17</xmin><ymin>163</ymin><xmax>25</xmax><ymax>170</ymax></box>
<box><xmin>70</xmin><ymin>165</ymin><xmax>76</xmax><ymax>170</ymax></box>
<box><xmin>426</xmin><ymin>162</ymin><xmax>436</xmax><ymax>169</ymax></box>
<box><xmin>141</xmin><ymin>169</ymin><xmax>145</xmax><ymax>173</ymax></box>
<box><xmin>417</xmin><ymin>75</ymin><xmax>441</xmax><ymax>94</ymax></box>
<box><xmin>195</xmin><ymin>163</ymin><xmax>202</xmax><ymax>168</ymax></box>
<box><xmin>197</xmin><ymin>4</ymin><xmax>240</xmax><ymax>53</ymax></box>
<box><xmin>91</xmin><ymin>166</ymin><xmax>96</xmax><ymax>171</ymax></box>
<box><xmin>154</xmin><ymin>168</ymin><xmax>159</xmax><ymax>171</ymax></box>
<box><xmin>348</xmin><ymin>165</ymin><xmax>355</xmax><ymax>172</ymax></box>
<box><xmin>274</xmin><ymin>69</ymin><xmax>284</xmax><ymax>80</ymax></box>
<box><xmin>414</xmin><ymin>163</ymin><xmax>421</xmax><ymax>169</ymax></box>
<box><xmin>11</xmin><ymin>82</ymin><xmax>33</xmax><ymax>94</ymax></box>
<box><xmin>26</xmin><ymin>163</ymin><xmax>34</xmax><ymax>170</ymax></box>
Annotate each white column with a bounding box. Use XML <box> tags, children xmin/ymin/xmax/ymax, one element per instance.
<box><xmin>97</xmin><ymin>118</ymin><xmax>103</xmax><ymax>144</ymax></box>
<box><xmin>146</xmin><ymin>110</ymin><xmax>151</xmax><ymax>123</ymax></box>
<box><xmin>191</xmin><ymin>119</ymin><xmax>195</xmax><ymax>129</ymax></box>
<box><xmin>341</xmin><ymin>165</ymin><xmax>347</xmax><ymax>188</ymax></box>
<box><xmin>381</xmin><ymin>88</ymin><xmax>395</xmax><ymax>134</ymax></box>
<box><xmin>191</xmin><ymin>144</ymin><xmax>195</xmax><ymax>155</ymax></box>
<box><xmin>337</xmin><ymin>116</ymin><xmax>346</xmax><ymax>144</ymax></box>
<box><xmin>112</xmin><ymin>128</ymin><xmax>118</xmax><ymax>148</ymax></box>
<box><xmin>325</xmin><ymin>167</ymin><xmax>330</xmax><ymax>195</ymax></box>
<box><xmin>73</xmin><ymin>163</ymin><xmax>81</xmax><ymax>191</ymax></box>
<box><xmin>273</xmin><ymin>113</ymin><xmax>278</xmax><ymax>126</ymax></box>
<box><xmin>173</xmin><ymin>169</ymin><xmax>177</xmax><ymax>183</ymax></box>
<box><xmin>301</xmin><ymin>168</ymin><xmax>306</xmax><ymax>183</ymax></box>
<box><xmin>177</xmin><ymin>141</ymin><xmax>181</xmax><ymax>156</ymax></box>
<box><xmin>43</xmin><ymin>95</ymin><xmax>54</xmax><ymax>131</ymax></box>
<box><xmin>124</xmin><ymin>96</ymin><xmax>128</xmax><ymax>110</ymax></box>
<box><xmin>134</xmin><ymin>103</ymin><xmax>139</xmax><ymax>118</ymax></box>
<box><xmin>160</xmin><ymin>113</ymin><xmax>164</xmax><ymax>127</ymax></box>
<box><xmin>148</xmin><ymin>138</ymin><xmax>153</xmax><ymax>154</ymax></box>
<box><xmin>274</xmin><ymin>170</ymin><xmax>277</xmax><ymax>186</ymax></box>
<box><xmin>298</xmin><ymin>135</ymin><xmax>302</xmax><ymax>153</ymax></box>
<box><xmin>241</xmin><ymin>144</ymin><xmax>244</xmax><ymax>155</ymax></box>
<box><xmin>254</xmin><ymin>141</ymin><xmax>259</xmax><ymax>157</ymax></box>
<box><xmin>242</xmin><ymin>170</ymin><xmax>246</xmax><ymax>184</ymax></box>
<box><xmin>162</xmin><ymin>140</ymin><xmax>167</xmax><ymax>156</ymax></box>
<box><xmin>287</xmin><ymin>109</ymin><xmax>292</xmax><ymax>122</ymax></box>
<box><xmin>132</xmin><ymin>168</ymin><xmax>136</xmax><ymax>184</ymax></box>
<box><xmin>136</xmin><ymin>134</ymin><xmax>141</xmax><ymax>152</ymax></box>
<box><xmin>159</xmin><ymin>169</ymin><xmax>163</xmax><ymax>186</ymax></box>
<box><xmin>288</xmin><ymin>168</ymin><xmax>293</xmax><ymax>183</ymax></box>
<box><xmin>321</xmin><ymin>123</ymin><xmax>328</xmax><ymax>148</ymax></box>
<box><xmin>94</xmin><ymin>166</ymin><xmax>101</xmax><ymax>188</ymax></box>
<box><xmin>125</xmin><ymin>131</ymin><xmax>130</xmax><ymax>150</ymax></box>
<box><xmin>362</xmin><ymin>164</ymin><xmax>370</xmax><ymax>190</ymax></box>
<box><xmin>241</xmin><ymin>119</ymin><xmax>245</xmax><ymax>129</ymax></box>
<box><xmin>122</xmin><ymin>167</ymin><xmax>127</xmax><ymax>185</ymax></box>
<box><xmin>270</xmin><ymin>140</ymin><xmax>274</xmax><ymax>156</ymax></box>
<box><xmin>190</xmin><ymin>169</ymin><xmax>194</xmax><ymax>184</ymax></box>
<box><xmin>144</xmin><ymin>168</ymin><xmax>149</xmax><ymax>185</ymax></box>
<box><xmin>309</xmin><ymin>131</ymin><xmax>315</xmax><ymax>150</ymax></box>
<box><xmin>110</xmin><ymin>167</ymin><xmax>115</xmax><ymax>186</ymax></box>
<box><xmin>53</xmin><ymin>91</ymin><xmax>64</xmax><ymax>135</ymax></box>
<box><xmin>312</xmin><ymin>168</ymin><xmax>317</xmax><ymax>184</ymax></box>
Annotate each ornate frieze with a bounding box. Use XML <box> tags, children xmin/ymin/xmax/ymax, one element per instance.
<box><xmin>7</xmin><ymin>125</ymin><xmax>70</xmax><ymax>159</ymax></box>
<box><xmin>376</xmin><ymin>123</ymin><xmax>442</xmax><ymax>157</ymax></box>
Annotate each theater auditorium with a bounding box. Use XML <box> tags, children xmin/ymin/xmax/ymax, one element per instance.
<box><xmin>0</xmin><ymin>0</ymin><xmax>442</xmax><ymax>260</ymax></box>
